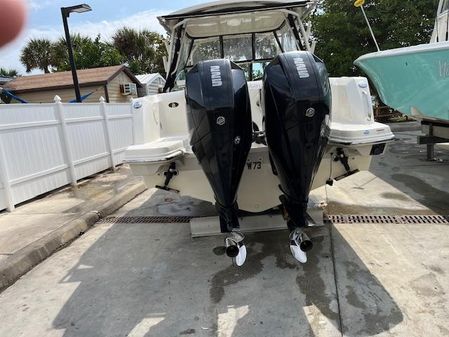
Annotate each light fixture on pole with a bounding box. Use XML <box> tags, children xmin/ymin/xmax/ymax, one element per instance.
<box><xmin>61</xmin><ymin>4</ymin><xmax>92</xmax><ymax>103</ymax></box>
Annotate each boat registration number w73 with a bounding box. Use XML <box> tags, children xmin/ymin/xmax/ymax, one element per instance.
<box><xmin>246</xmin><ymin>161</ymin><xmax>262</xmax><ymax>170</ymax></box>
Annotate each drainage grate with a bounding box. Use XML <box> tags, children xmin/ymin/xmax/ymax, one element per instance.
<box><xmin>99</xmin><ymin>214</ymin><xmax>449</xmax><ymax>225</ymax></box>
<box><xmin>100</xmin><ymin>216</ymin><xmax>193</xmax><ymax>224</ymax></box>
<box><xmin>326</xmin><ymin>214</ymin><xmax>449</xmax><ymax>225</ymax></box>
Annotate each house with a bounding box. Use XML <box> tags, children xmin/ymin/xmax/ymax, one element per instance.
<box><xmin>3</xmin><ymin>65</ymin><xmax>142</xmax><ymax>103</ymax></box>
<box><xmin>136</xmin><ymin>73</ymin><xmax>166</xmax><ymax>97</ymax></box>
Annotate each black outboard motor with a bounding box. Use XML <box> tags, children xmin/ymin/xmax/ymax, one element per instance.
<box><xmin>263</xmin><ymin>51</ymin><xmax>331</xmax><ymax>238</ymax></box>
<box><xmin>185</xmin><ymin>59</ymin><xmax>252</xmax><ymax>235</ymax></box>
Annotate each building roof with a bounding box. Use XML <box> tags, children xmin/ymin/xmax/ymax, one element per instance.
<box><xmin>5</xmin><ymin>65</ymin><xmax>142</xmax><ymax>93</ymax></box>
<box><xmin>136</xmin><ymin>73</ymin><xmax>166</xmax><ymax>85</ymax></box>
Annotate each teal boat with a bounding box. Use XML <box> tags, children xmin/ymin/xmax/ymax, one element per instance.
<box><xmin>354</xmin><ymin>0</ymin><xmax>449</xmax><ymax>124</ymax></box>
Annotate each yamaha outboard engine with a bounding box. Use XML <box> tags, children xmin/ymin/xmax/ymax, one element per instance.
<box><xmin>186</xmin><ymin>60</ymin><xmax>252</xmax><ymax>265</ymax></box>
<box><xmin>263</xmin><ymin>51</ymin><xmax>331</xmax><ymax>262</ymax></box>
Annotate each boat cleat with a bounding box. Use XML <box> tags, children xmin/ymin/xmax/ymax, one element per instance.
<box><xmin>289</xmin><ymin>228</ymin><xmax>313</xmax><ymax>264</ymax></box>
<box><xmin>225</xmin><ymin>231</ymin><xmax>247</xmax><ymax>267</ymax></box>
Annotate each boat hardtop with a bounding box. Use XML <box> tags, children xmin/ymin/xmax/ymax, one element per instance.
<box><xmin>159</xmin><ymin>0</ymin><xmax>313</xmax><ymax>28</ymax></box>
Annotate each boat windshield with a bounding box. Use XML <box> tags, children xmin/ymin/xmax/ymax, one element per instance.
<box><xmin>161</xmin><ymin>2</ymin><xmax>317</xmax><ymax>92</ymax></box>
<box><xmin>173</xmin><ymin>23</ymin><xmax>298</xmax><ymax>88</ymax></box>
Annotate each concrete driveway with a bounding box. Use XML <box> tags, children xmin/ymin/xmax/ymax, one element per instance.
<box><xmin>0</xmin><ymin>122</ymin><xmax>448</xmax><ymax>337</ymax></box>
<box><xmin>0</xmin><ymin>182</ymin><xmax>447</xmax><ymax>337</ymax></box>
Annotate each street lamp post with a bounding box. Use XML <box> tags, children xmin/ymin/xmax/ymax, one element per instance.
<box><xmin>61</xmin><ymin>4</ymin><xmax>92</xmax><ymax>103</ymax></box>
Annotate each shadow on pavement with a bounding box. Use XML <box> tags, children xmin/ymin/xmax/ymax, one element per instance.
<box><xmin>51</xmin><ymin>190</ymin><xmax>403</xmax><ymax>337</ymax></box>
<box><xmin>371</xmin><ymin>122</ymin><xmax>449</xmax><ymax>214</ymax></box>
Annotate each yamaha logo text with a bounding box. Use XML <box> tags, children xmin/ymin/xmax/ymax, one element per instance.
<box><xmin>293</xmin><ymin>57</ymin><xmax>310</xmax><ymax>79</ymax></box>
<box><xmin>210</xmin><ymin>65</ymin><xmax>223</xmax><ymax>87</ymax></box>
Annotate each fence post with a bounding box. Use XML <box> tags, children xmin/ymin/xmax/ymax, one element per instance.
<box><xmin>54</xmin><ymin>95</ymin><xmax>77</xmax><ymax>186</ymax></box>
<box><xmin>131</xmin><ymin>100</ymin><xmax>138</xmax><ymax>144</ymax></box>
<box><xmin>130</xmin><ymin>100</ymin><xmax>136</xmax><ymax>145</ymax></box>
<box><xmin>0</xmin><ymin>136</ymin><xmax>15</xmax><ymax>211</ymax></box>
<box><xmin>99</xmin><ymin>97</ymin><xmax>116</xmax><ymax>171</ymax></box>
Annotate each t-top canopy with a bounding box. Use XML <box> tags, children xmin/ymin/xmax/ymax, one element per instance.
<box><xmin>158</xmin><ymin>0</ymin><xmax>312</xmax><ymax>33</ymax></box>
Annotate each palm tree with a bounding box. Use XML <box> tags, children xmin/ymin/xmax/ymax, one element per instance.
<box><xmin>0</xmin><ymin>68</ymin><xmax>19</xmax><ymax>77</ymax></box>
<box><xmin>52</xmin><ymin>34</ymin><xmax>123</xmax><ymax>72</ymax></box>
<box><xmin>112</xmin><ymin>27</ymin><xmax>141</xmax><ymax>60</ymax></box>
<box><xmin>52</xmin><ymin>34</ymin><xmax>95</xmax><ymax>71</ymax></box>
<box><xmin>20</xmin><ymin>38</ymin><xmax>55</xmax><ymax>73</ymax></box>
<box><xmin>112</xmin><ymin>27</ymin><xmax>167</xmax><ymax>75</ymax></box>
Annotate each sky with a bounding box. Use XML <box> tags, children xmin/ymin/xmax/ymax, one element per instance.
<box><xmin>0</xmin><ymin>0</ymin><xmax>204</xmax><ymax>75</ymax></box>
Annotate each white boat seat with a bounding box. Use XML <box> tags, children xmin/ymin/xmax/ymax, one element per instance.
<box><xmin>125</xmin><ymin>137</ymin><xmax>188</xmax><ymax>162</ymax></box>
<box><xmin>328</xmin><ymin>77</ymin><xmax>395</xmax><ymax>145</ymax></box>
<box><xmin>329</xmin><ymin>121</ymin><xmax>394</xmax><ymax>145</ymax></box>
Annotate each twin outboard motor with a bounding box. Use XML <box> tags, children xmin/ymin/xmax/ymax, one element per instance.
<box><xmin>185</xmin><ymin>52</ymin><xmax>330</xmax><ymax>266</ymax></box>
<box><xmin>185</xmin><ymin>59</ymin><xmax>253</xmax><ymax>235</ymax></box>
<box><xmin>263</xmin><ymin>51</ymin><xmax>331</xmax><ymax>232</ymax></box>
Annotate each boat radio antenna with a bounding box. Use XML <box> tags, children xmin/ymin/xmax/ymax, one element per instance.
<box><xmin>354</xmin><ymin>0</ymin><xmax>380</xmax><ymax>51</ymax></box>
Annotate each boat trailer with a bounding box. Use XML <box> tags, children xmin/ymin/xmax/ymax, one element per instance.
<box><xmin>418</xmin><ymin>120</ymin><xmax>449</xmax><ymax>161</ymax></box>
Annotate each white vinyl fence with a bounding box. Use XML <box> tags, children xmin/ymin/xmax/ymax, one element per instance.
<box><xmin>0</xmin><ymin>96</ymin><xmax>134</xmax><ymax>211</ymax></box>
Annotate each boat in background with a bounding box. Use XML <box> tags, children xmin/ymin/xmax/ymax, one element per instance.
<box><xmin>354</xmin><ymin>0</ymin><xmax>449</xmax><ymax>125</ymax></box>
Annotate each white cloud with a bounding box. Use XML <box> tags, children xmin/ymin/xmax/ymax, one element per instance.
<box><xmin>76</xmin><ymin>10</ymin><xmax>167</xmax><ymax>40</ymax></box>
<box><xmin>0</xmin><ymin>9</ymin><xmax>168</xmax><ymax>75</ymax></box>
<box><xmin>27</xmin><ymin>0</ymin><xmax>57</xmax><ymax>11</ymax></box>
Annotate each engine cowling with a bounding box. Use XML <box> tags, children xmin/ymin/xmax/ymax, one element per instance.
<box><xmin>263</xmin><ymin>51</ymin><xmax>331</xmax><ymax>230</ymax></box>
<box><xmin>186</xmin><ymin>59</ymin><xmax>252</xmax><ymax>233</ymax></box>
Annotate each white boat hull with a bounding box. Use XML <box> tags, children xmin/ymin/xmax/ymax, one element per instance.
<box><xmin>126</xmin><ymin>77</ymin><xmax>394</xmax><ymax>213</ymax></box>
<box><xmin>129</xmin><ymin>143</ymin><xmax>374</xmax><ymax>212</ymax></box>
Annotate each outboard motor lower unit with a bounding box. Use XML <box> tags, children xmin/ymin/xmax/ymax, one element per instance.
<box><xmin>186</xmin><ymin>60</ymin><xmax>252</xmax><ymax>233</ymax></box>
<box><xmin>264</xmin><ymin>51</ymin><xmax>331</xmax><ymax>231</ymax></box>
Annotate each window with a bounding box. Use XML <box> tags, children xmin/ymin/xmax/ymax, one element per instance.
<box><xmin>252</xmin><ymin>61</ymin><xmax>270</xmax><ymax>80</ymax></box>
<box><xmin>189</xmin><ymin>38</ymin><xmax>221</xmax><ymax>66</ymax></box>
<box><xmin>223</xmin><ymin>34</ymin><xmax>252</xmax><ymax>62</ymax></box>
<box><xmin>276</xmin><ymin>24</ymin><xmax>298</xmax><ymax>52</ymax></box>
<box><xmin>255</xmin><ymin>33</ymin><xmax>280</xmax><ymax>59</ymax></box>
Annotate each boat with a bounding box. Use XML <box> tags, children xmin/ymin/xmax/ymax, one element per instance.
<box><xmin>354</xmin><ymin>0</ymin><xmax>449</xmax><ymax>126</ymax></box>
<box><xmin>125</xmin><ymin>0</ymin><xmax>394</xmax><ymax>266</ymax></box>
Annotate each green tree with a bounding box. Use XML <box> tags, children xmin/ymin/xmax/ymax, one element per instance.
<box><xmin>0</xmin><ymin>68</ymin><xmax>19</xmax><ymax>103</ymax></box>
<box><xmin>0</xmin><ymin>68</ymin><xmax>19</xmax><ymax>77</ymax></box>
<box><xmin>52</xmin><ymin>34</ymin><xmax>123</xmax><ymax>72</ymax></box>
<box><xmin>19</xmin><ymin>30</ymin><xmax>167</xmax><ymax>75</ymax></box>
<box><xmin>20</xmin><ymin>38</ymin><xmax>55</xmax><ymax>73</ymax></box>
<box><xmin>112</xmin><ymin>27</ymin><xmax>167</xmax><ymax>75</ymax></box>
<box><xmin>311</xmin><ymin>0</ymin><xmax>439</xmax><ymax>76</ymax></box>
